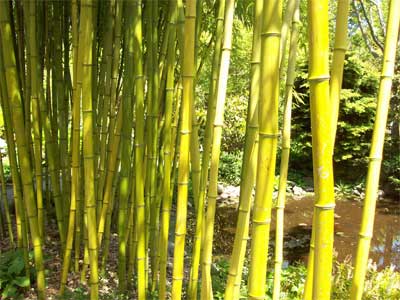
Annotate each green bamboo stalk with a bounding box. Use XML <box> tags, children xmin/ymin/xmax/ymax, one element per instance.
<box><xmin>200</xmin><ymin>1</ymin><xmax>235</xmax><ymax>299</ymax></box>
<box><xmin>59</xmin><ymin>0</ymin><xmax>85</xmax><ymax>291</ymax></box>
<box><xmin>224</xmin><ymin>1</ymin><xmax>262</xmax><ymax>299</ymax></box>
<box><xmin>159</xmin><ymin>2</ymin><xmax>178</xmax><ymax>298</ymax></box>
<box><xmin>187</xmin><ymin>0</ymin><xmax>226</xmax><ymax>297</ymax></box>
<box><xmin>0</xmin><ymin>49</ymin><xmax>28</xmax><ymax>264</ymax></box>
<box><xmin>117</xmin><ymin>0</ymin><xmax>135</xmax><ymax>291</ymax></box>
<box><xmin>25</xmin><ymin>0</ymin><xmax>45</xmax><ymax>241</ymax></box>
<box><xmin>279</xmin><ymin>0</ymin><xmax>297</xmax><ymax>71</ymax></box>
<box><xmin>80</xmin><ymin>0</ymin><xmax>99</xmax><ymax>298</ymax></box>
<box><xmin>96</xmin><ymin>0</ymin><xmax>115</xmax><ymax>214</ymax></box>
<box><xmin>350</xmin><ymin>1</ymin><xmax>400</xmax><ymax>299</ymax></box>
<box><xmin>0</xmin><ymin>151</ymin><xmax>14</xmax><ymax>247</ymax></box>
<box><xmin>272</xmin><ymin>2</ymin><xmax>300</xmax><ymax>299</ymax></box>
<box><xmin>147</xmin><ymin>0</ymin><xmax>162</xmax><ymax>290</ymax></box>
<box><xmin>0</xmin><ymin>3</ymin><xmax>45</xmax><ymax>298</ymax></box>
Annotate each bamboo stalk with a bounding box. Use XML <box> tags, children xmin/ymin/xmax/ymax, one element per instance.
<box><xmin>303</xmin><ymin>1</ymin><xmax>350</xmax><ymax>298</ymax></box>
<box><xmin>0</xmin><ymin>3</ymin><xmax>45</xmax><ymax>298</ymax></box>
<box><xmin>307</xmin><ymin>1</ymin><xmax>335</xmax><ymax>298</ymax></box>
<box><xmin>80</xmin><ymin>0</ymin><xmax>99</xmax><ymax>298</ymax></box>
<box><xmin>200</xmin><ymin>1</ymin><xmax>235</xmax><ymax>299</ymax></box>
<box><xmin>0</xmin><ymin>152</ymin><xmax>14</xmax><ymax>248</ymax></box>
<box><xmin>272</xmin><ymin>2</ymin><xmax>300</xmax><ymax>299</ymax></box>
<box><xmin>132</xmin><ymin>0</ymin><xmax>146</xmax><ymax>297</ymax></box>
<box><xmin>187</xmin><ymin>0</ymin><xmax>226</xmax><ymax>297</ymax></box>
<box><xmin>350</xmin><ymin>1</ymin><xmax>400</xmax><ymax>299</ymax></box>
<box><xmin>117</xmin><ymin>0</ymin><xmax>135</xmax><ymax>291</ymax></box>
<box><xmin>247</xmin><ymin>0</ymin><xmax>282</xmax><ymax>299</ymax></box>
<box><xmin>159</xmin><ymin>0</ymin><xmax>178</xmax><ymax>298</ymax></box>
<box><xmin>171</xmin><ymin>0</ymin><xmax>196</xmax><ymax>298</ymax></box>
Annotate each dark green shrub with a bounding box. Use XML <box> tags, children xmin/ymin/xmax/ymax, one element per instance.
<box><xmin>0</xmin><ymin>250</ymin><xmax>30</xmax><ymax>299</ymax></box>
<box><xmin>218</xmin><ymin>151</ymin><xmax>243</xmax><ymax>186</ymax></box>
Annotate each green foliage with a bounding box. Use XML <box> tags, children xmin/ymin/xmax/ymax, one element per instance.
<box><xmin>332</xmin><ymin>259</ymin><xmax>400</xmax><ymax>300</ymax></box>
<box><xmin>290</xmin><ymin>53</ymin><xmax>379</xmax><ymax>178</ymax></box>
<box><xmin>196</xmin><ymin>19</ymin><xmax>251</xmax><ymax>153</ymax></box>
<box><xmin>0</xmin><ymin>250</ymin><xmax>30</xmax><ymax>299</ymax></box>
<box><xmin>211</xmin><ymin>258</ymin><xmax>400</xmax><ymax>300</ymax></box>
<box><xmin>211</xmin><ymin>258</ymin><xmax>230</xmax><ymax>300</ymax></box>
<box><xmin>266</xmin><ymin>263</ymin><xmax>307</xmax><ymax>300</ymax></box>
<box><xmin>382</xmin><ymin>151</ymin><xmax>400</xmax><ymax>195</ymax></box>
<box><xmin>218</xmin><ymin>151</ymin><xmax>243</xmax><ymax>186</ymax></box>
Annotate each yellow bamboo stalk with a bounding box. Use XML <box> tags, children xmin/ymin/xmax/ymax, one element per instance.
<box><xmin>247</xmin><ymin>0</ymin><xmax>281</xmax><ymax>299</ymax></box>
<box><xmin>171</xmin><ymin>0</ymin><xmax>196</xmax><ymax>298</ymax></box>
<box><xmin>200</xmin><ymin>1</ymin><xmax>235</xmax><ymax>299</ymax></box>
<box><xmin>132</xmin><ymin>0</ymin><xmax>146</xmax><ymax>298</ymax></box>
<box><xmin>307</xmin><ymin>1</ymin><xmax>335</xmax><ymax>298</ymax></box>
<box><xmin>80</xmin><ymin>0</ymin><xmax>99</xmax><ymax>298</ymax></box>
<box><xmin>224</xmin><ymin>2</ymin><xmax>262</xmax><ymax>300</ymax></box>
<box><xmin>350</xmin><ymin>1</ymin><xmax>400</xmax><ymax>299</ymax></box>
<box><xmin>0</xmin><ymin>49</ymin><xmax>28</xmax><ymax>265</ymax></box>
<box><xmin>303</xmin><ymin>1</ymin><xmax>350</xmax><ymax>298</ymax></box>
<box><xmin>187</xmin><ymin>0</ymin><xmax>225</xmax><ymax>297</ymax></box>
<box><xmin>279</xmin><ymin>0</ymin><xmax>297</xmax><ymax>70</ymax></box>
<box><xmin>159</xmin><ymin>0</ymin><xmax>178</xmax><ymax>298</ymax></box>
<box><xmin>25</xmin><ymin>0</ymin><xmax>44</xmax><ymax>239</ymax></box>
<box><xmin>59</xmin><ymin>0</ymin><xmax>84</xmax><ymax>292</ymax></box>
<box><xmin>272</xmin><ymin>2</ymin><xmax>300</xmax><ymax>299</ymax></box>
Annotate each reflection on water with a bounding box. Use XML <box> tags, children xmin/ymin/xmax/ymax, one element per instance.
<box><xmin>214</xmin><ymin>196</ymin><xmax>400</xmax><ymax>270</ymax></box>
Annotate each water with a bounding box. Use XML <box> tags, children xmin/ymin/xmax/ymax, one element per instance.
<box><xmin>215</xmin><ymin>196</ymin><xmax>400</xmax><ymax>270</ymax></box>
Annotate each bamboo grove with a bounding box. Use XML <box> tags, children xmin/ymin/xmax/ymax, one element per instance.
<box><xmin>0</xmin><ymin>0</ymin><xmax>398</xmax><ymax>300</ymax></box>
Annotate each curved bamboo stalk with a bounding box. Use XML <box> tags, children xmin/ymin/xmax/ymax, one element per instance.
<box><xmin>247</xmin><ymin>0</ymin><xmax>282</xmax><ymax>299</ymax></box>
<box><xmin>272</xmin><ymin>2</ymin><xmax>300</xmax><ymax>299</ymax></box>
<box><xmin>350</xmin><ymin>1</ymin><xmax>400</xmax><ymax>299</ymax></box>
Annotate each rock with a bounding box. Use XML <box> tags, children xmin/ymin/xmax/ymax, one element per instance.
<box><xmin>305</xmin><ymin>187</ymin><xmax>314</xmax><ymax>192</ymax></box>
<box><xmin>378</xmin><ymin>189</ymin><xmax>385</xmax><ymax>198</ymax></box>
<box><xmin>293</xmin><ymin>186</ymin><xmax>306</xmax><ymax>196</ymax></box>
<box><xmin>217</xmin><ymin>184</ymin><xmax>224</xmax><ymax>195</ymax></box>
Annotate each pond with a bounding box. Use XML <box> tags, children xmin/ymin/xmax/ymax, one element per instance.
<box><xmin>214</xmin><ymin>196</ymin><xmax>400</xmax><ymax>270</ymax></box>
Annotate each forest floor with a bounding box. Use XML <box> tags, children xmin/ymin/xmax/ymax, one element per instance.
<box><xmin>0</xmin><ymin>189</ymin><xmax>398</xmax><ymax>299</ymax></box>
